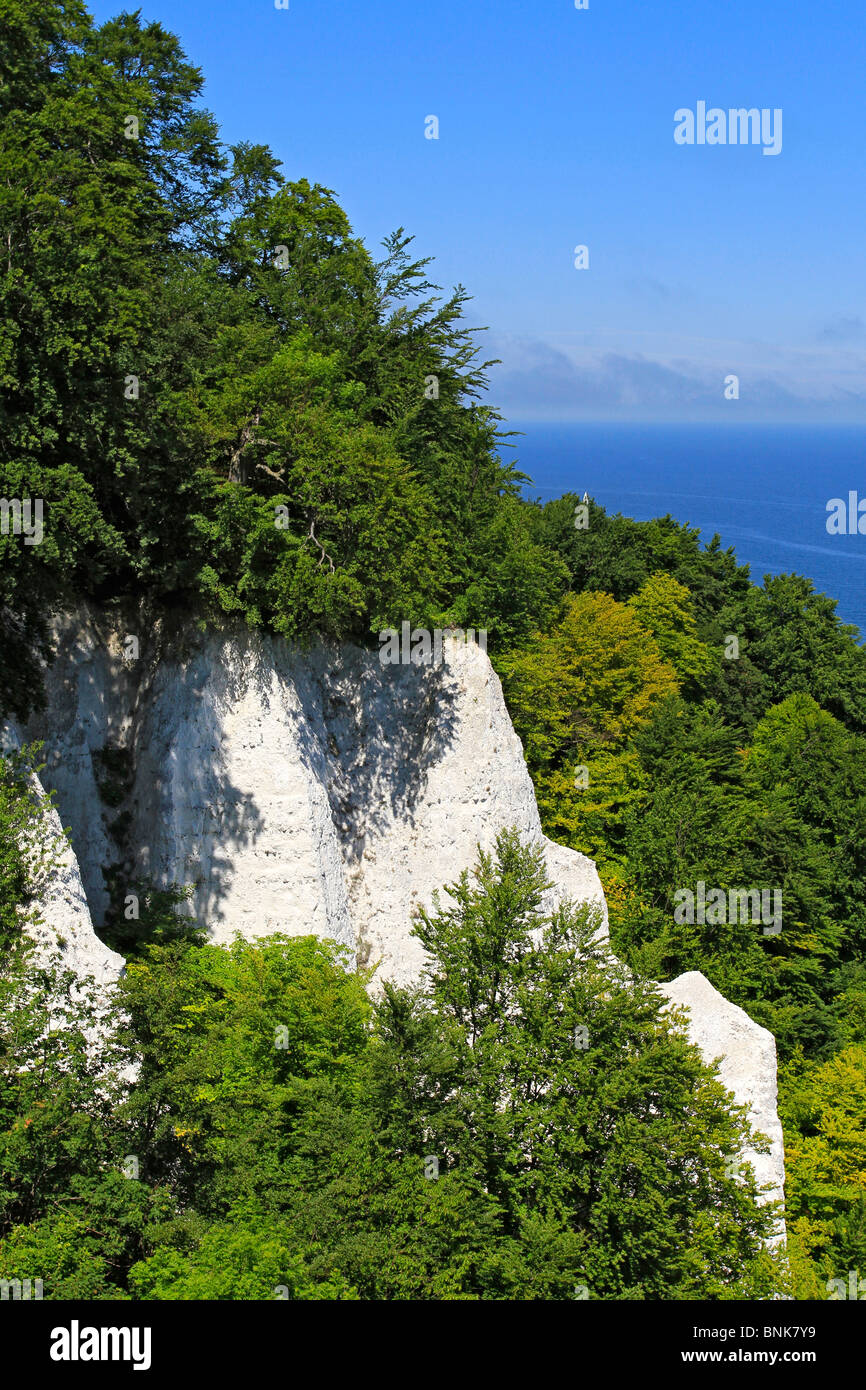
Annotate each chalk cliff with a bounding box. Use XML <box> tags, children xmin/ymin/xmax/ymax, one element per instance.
<box><xmin>0</xmin><ymin>723</ymin><xmax>123</xmax><ymax>989</ymax></box>
<box><xmin>12</xmin><ymin>609</ymin><xmax>785</xmax><ymax>1226</ymax></box>
<box><xmin>662</xmin><ymin>973</ymin><xmax>785</xmax><ymax>1235</ymax></box>
<box><xmin>19</xmin><ymin>613</ymin><xmax>607</xmax><ymax>982</ymax></box>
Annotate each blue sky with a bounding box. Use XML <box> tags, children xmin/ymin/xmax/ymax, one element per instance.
<box><xmin>89</xmin><ymin>0</ymin><xmax>866</xmax><ymax>421</ymax></box>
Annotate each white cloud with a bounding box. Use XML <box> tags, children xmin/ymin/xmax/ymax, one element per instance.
<box><xmin>482</xmin><ymin>332</ymin><xmax>866</xmax><ymax>421</ymax></box>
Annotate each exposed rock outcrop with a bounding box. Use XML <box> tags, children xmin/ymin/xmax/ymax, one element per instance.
<box><xmin>661</xmin><ymin>972</ymin><xmax>786</xmax><ymax>1234</ymax></box>
<box><xmin>12</xmin><ymin>609</ymin><xmax>785</xmax><ymax>1230</ymax></box>
<box><xmin>20</xmin><ymin>614</ymin><xmax>606</xmax><ymax>985</ymax></box>
<box><xmin>0</xmin><ymin>722</ymin><xmax>124</xmax><ymax>988</ymax></box>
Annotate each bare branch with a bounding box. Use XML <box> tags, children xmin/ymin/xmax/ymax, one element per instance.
<box><xmin>307</xmin><ymin>518</ymin><xmax>335</xmax><ymax>572</ymax></box>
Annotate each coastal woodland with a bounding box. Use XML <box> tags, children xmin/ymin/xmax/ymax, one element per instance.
<box><xmin>1</xmin><ymin>1</ymin><xmax>864</xmax><ymax>1299</ymax></box>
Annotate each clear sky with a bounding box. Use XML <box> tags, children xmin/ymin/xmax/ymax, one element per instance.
<box><xmin>88</xmin><ymin>0</ymin><xmax>866</xmax><ymax>421</ymax></box>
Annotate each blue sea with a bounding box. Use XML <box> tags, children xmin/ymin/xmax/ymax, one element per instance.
<box><xmin>508</xmin><ymin>423</ymin><xmax>866</xmax><ymax>641</ymax></box>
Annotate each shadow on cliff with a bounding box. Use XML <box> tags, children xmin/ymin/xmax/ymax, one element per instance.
<box><xmin>290</xmin><ymin>642</ymin><xmax>463</xmax><ymax>866</ymax></box>
<box><xmin>21</xmin><ymin>609</ymin><xmax>140</xmax><ymax>936</ymax></box>
<box><xmin>25</xmin><ymin>617</ymin><xmax>463</xmax><ymax>939</ymax></box>
<box><xmin>128</xmin><ymin>635</ymin><xmax>266</xmax><ymax>933</ymax></box>
<box><xmin>24</xmin><ymin>608</ymin><xmax>264</xmax><ymax>940</ymax></box>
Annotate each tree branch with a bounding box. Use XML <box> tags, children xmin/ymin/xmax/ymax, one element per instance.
<box><xmin>307</xmin><ymin>518</ymin><xmax>335</xmax><ymax>572</ymax></box>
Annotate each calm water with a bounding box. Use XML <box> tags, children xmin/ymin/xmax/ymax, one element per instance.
<box><xmin>508</xmin><ymin>423</ymin><xmax>866</xmax><ymax>640</ymax></box>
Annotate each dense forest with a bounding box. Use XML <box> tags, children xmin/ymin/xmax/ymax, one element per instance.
<box><xmin>1</xmin><ymin>0</ymin><xmax>864</xmax><ymax>1299</ymax></box>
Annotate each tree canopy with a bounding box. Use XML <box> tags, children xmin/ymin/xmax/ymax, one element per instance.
<box><xmin>1</xmin><ymin>0</ymin><xmax>864</xmax><ymax>1302</ymax></box>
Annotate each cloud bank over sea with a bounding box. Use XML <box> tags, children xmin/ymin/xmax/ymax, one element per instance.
<box><xmin>485</xmin><ymin>332</ymin><xmax>866</xmax><ymax>423</ymax></box>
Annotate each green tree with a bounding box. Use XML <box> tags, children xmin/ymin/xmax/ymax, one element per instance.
<box><xmin>627</xmin><ymin>571</ymin><xmax>716</xmax><ymax>688</ymax></box>
<box><xmin>780</xmin><ymin>1045</ymin><xmax>866</xmax><ymax>1287</ymax></box>
<box><xmin>499</xmin><ymin>591</ymin><xmax>678</xmax><ymax>855</ymax></box>
<box><xmin>609</xmin><ymin>694</ymin><xmax>855</xmax><ymax>1058</ymax></box>
<box><xmin>386</xmin><ymin>829</ymin><xmax>782</xmax><ymax>1298</ymax></box>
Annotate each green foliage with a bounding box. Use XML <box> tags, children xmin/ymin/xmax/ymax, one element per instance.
<box><xmin>397</xmin><ymin>830</ymin><xmax>780</xmax><ymax>1300</ymax></box>
<box><xmin>0</xmin><ymin>959</ymin><xmax>171</xmax><ymax>1299</ymax></box>
<box><xmin>101</xmin><ymin>883</ymin><xmax>204</xmax><ymax>958</ymax></box>
<box><xmin>707</xmin><ymin>574</ymin><xmax>866</xmax><ymax>736</ymax></box>
<box><xmin>115</xmin><ymin>933</ymin><xmax>373</xmax><ymax>1216</ymax></box>
<box><xmin>0</xmin><ymin>834</ymin><xmax>784</xmax><ymax>1300</ymax></box>
<box><xmin>498</xmin><ymin>591</ymin><xmax>678</xmax><ymax>859</ymax></box>
<box><xmin>0</xmin><ymin>746</ymin><xmax>46</xmax><ymax>956</ymax></box>
<box><xmin>498</xmin><ymin>519</ymin><xmax>866</xmax><ymax>1299</ymax></box>
<box><xmin>604</xmin><ymin>694</ymin><xmax>858</xmax><ymax>1057</ymax></box>
<box><xmin>538</xmin><ymin>495</ymin><xmax>752</xmax><ymax>631</ymax></box>
<box><xmin>780</xmin><ymin>1045</ymin><xmax>866</xmax><ymax>1286</ymax></box>
<box><xmin>0</xmin><ymin>1177</ymin><xmax>171</xmax><ymax>1301</ymax></box>
<box><xmin>0</xmin><ymin>4</ymin><xmax>552</xmax><ymax>712</ymax></box>
<box><xmin>626</xmin><ymin>571</ymin><xmax>716</xmax><ymax>688</ymax></box>
<box><xmin>129</xmin><ymin>1215</ymin><xmax>358</xmax><ymax>1301</ymax></box>
<box><xmin>3</xmin><ymin>0</ymin><xmax>866</xmax><ymax>1305</ymax></box>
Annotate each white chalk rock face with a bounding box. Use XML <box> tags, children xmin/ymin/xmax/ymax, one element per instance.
<box><xmin>662</xmin><ymin>971</ymin><xmax>786</xmax><ymax>1234</ymax></box>
<box><xmin>29</xmin><ymin>789</ymin><xmax>126</xmax><ymax>987</ymax></box>
<box><xmin>22</xmin><ymin>617</ymin><xmax>607</xmax><ymax>986</ymax></box>
<box><xmin>16</xmin><ymin>612</ymin><xmax>785</xmax><ymax>1237</ymax></box>
<box><xmin>9</xmin><ymin>616</ymin><xmax>138</xmax><ymax>929</ymax></box>
<box><xmin>0</xmin><ymin>723</ymin><xmax>124</xmax><ymax>987</ymax></box>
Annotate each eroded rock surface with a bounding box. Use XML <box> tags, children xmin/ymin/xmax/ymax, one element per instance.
<box><xmin>662</xmin><ymin>971</ymin><xmax>786</xmax><ymax>1236</ymax></box>
<box><xmin>0</xmin><ymin>722</ymin><xmax>123</xmax><ymax>988</ymax></box>
<box><xmin>21</xmin><ymin>616</ymin><xmax>606</xmax><ymax>985</ymax></box>
<box><xmin>13</xmin><ymin>610</ymin><xmax>784</xmax><ymax>1232</ymax></box>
